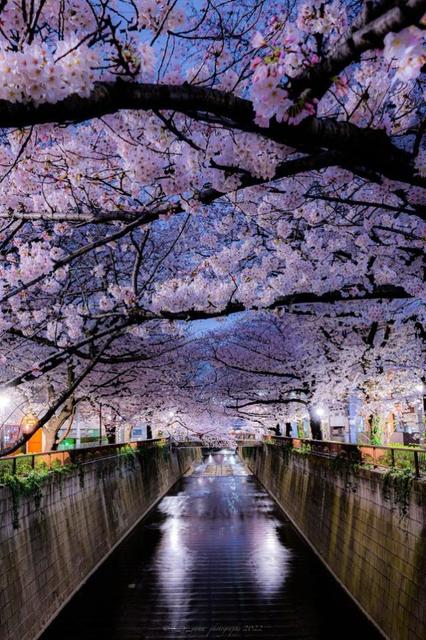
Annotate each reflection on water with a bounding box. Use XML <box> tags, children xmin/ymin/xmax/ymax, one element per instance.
<box><xmin>157</xmin><ymin>497</ymin><xmax>194</xmax><ymax>630</ymax></box>
<box><xmin>192</xmin><ymin>449</ymin><xmax>250</xmax><ymax>477</ymax></box>
<box><xmin>41</xmin><ymin>449</ymin><xmax>381</xmax><ymax>639</ymax></box>
<box><xmin>252</xmin><ymin>527</ymin><xmax>289</xmax><ymax>598</ymax></box>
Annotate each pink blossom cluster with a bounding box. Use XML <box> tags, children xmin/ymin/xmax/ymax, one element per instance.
<box><xmin>7</xmin><ymin>242</ymin><xmax>54</xmax><ymax>284</ymax></box>
<box><xmin>296</xmin><ymin>0</ymin><xmax>347</xmax><ymax>35</ymax></box>
<box><xmin>0</xmin><ymin>41</ymin><xmax>98</xmax><ymax>105</ymax></box>
<box><xmin>383</xmin><ymin>26</ymin><xmax>425</xmax><ymax>82</ymax></box>
<box><xmin>0</xmin><ymin>36</ymin><xmax>156</xmax><ymax>106</ymax></box>
<box><xmin>248</xmin><ymin>4</ymin><xmax>423</xmax><ymax>128</ymax></box>
<box><xmin>134</xmin><ymin>0</ymin><xmax>186</xmax><ymax>31</ymax></box>
<box><xmin>248</xmin><ymin>8</ymin><xmax>333</xmax><ymax>125</ymax></box>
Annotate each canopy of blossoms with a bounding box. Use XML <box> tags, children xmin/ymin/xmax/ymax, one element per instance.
<box><xmin>0</xmin><ymin>0</ymin><xmax>424</xmax><ymax>453</ymax></box>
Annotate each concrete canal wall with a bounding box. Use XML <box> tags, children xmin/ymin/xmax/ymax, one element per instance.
<box><xmin>0</xmin><ymin>445</ymin><xmax>201</xmax><ymax>640</ymax></box>
<box><xmin>239</xmin><ymin>443</ymin><xmax>426</xmax><ymax>640</ymax></box>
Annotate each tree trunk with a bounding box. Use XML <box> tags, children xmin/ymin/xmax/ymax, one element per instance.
<box><xmin>308</xmin><ymin>409</ymin><xmax>323</xmax><ymax>440</ymax></box>
<box><xmin>43</xmin><ymin>367</ymin><xmax>76</xmax><ymax>451</ymax></box>
<box><xmin>43</xmin><ymin>398</ymin><xmax>75</xmax><ymax>451</ymax></box>
<box><xmin>43</xmin><ymin>422</ymin><xmax>59</xmax><ymax>452</ymax></box>
<box><xmin>105</xmin><ymin>424</ymin><xmax>116</xmax><ymax>444</ymax></box>
<box><xmin>123</xmin><ymin>423</ymin><xmax>133</xmax><ymax>442</ymax></box>
<box><xmin>285</xmin><ymin>422</ymin><xmax>292</xmax><ymax>437</ymax></box>
<box><xmin>368</xmin><ymin>414</ymin><xmax>382</xmax><ymax>445</ymax></box>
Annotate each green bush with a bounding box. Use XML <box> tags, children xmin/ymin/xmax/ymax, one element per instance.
<box><xmin>0</xmin><ymin>461</ymin><xmax>79</xmax><ymax>528</ymax></box>
<box><xmin>292</xmin><ymin>443</ymin><xmax>311</xmax><ymax>457</ymax></box>
<box><xmin>382</xmin><ymin>467</ymin><xmax>414</xmax><ymax>517</ymax></box>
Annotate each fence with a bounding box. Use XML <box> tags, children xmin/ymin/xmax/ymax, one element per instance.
<box><xmin>265</xmin><ymin>436</ymin><xmax>426</xmax><ymax>477</ymax></box>
<box><xmin>0</xmin><ymin>438</ymin><xmax>169</xmax><ymax>479</ymax></box>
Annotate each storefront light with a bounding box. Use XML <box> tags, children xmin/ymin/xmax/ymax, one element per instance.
<box><xmin>21</xmin><ymin>413</ymin><xmax>38</xmax><ymax>434</ymax></box>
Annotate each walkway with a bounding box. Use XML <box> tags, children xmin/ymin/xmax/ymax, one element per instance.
<box><xmin>41</xmin><ymin>450</ymin><xmax>380</xmax><ymax>639</ymax></box>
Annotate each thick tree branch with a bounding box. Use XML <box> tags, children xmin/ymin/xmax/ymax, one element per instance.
<box><xmin>214</xmin><ymin>352</ymin><xmax>301</xmax><ymax>378</ymax></box>
<box><xmin>226</xmin><ymin>395</ymin><xmax>308</xmax><ymax>410</ymax></box>
<box><xmin>289</xmin><ymin>0</ymin><xmax>426</xmax><ymax>102</ymax></box>
<box><xmin>0</xmin><ymin>83</ymin><xmax>422</xmax><ymax>187</ymax></box>
<box><xmin>137</xmin><ymin>284</ymin><xmax>414</xmax><ymax>323</ymax></box>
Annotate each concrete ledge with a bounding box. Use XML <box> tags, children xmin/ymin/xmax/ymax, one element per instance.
<box><xmin>0</xmin><ymin>445</ymin><xmax>202</xmax><ymax>640</ymax></box>
<box><xmin>239</xmin><ymin>444</ymin><xmax>426</xmax><ymax>640</ymax></box>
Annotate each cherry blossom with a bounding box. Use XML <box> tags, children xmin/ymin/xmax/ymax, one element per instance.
<box><xmin>0</xmin><ymin>0</ymin><xmax>423</xmax><ymax>454</ymax></box>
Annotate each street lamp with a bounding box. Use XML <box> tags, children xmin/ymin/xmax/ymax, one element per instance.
<box><xmin>0</xmin><ymin>394</ymin><xmax>10</xmax><ymax>410</ymax></box>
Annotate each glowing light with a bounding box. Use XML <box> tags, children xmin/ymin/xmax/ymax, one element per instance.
<box><xmin>0</xmin><ymin>394</ymin><xmax>10</xmax><ymax>410</ymax></box>
<box><xmin>21</xmin><ymin>413</ymin><xmax>38</xmax><ymax>433</ymax></box>
<box><xmin>415</xmin><ymin>383</ymin><xmax>424</xmax><ymax>393</ymax></box>
<box><xmin>314</xmin><ymin>406</ymin><xmax>325</xmax><ymax>418</ymax></box>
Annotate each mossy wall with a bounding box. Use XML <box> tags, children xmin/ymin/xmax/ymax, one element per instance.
<box><xmin>0</xmin><ymin>445</ymin><xmax>201</xmax><ymax>640</ymax></box>
<box><xmin>239</xmin><ymin>444</ymin><xmax>426</xmax><ymax>640</ymax></box>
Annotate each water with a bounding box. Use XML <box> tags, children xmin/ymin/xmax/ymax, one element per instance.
<box><xmin>41</xmin><ymin>450</ymin><xmax>381</xmax><ymax>639</ymax></box>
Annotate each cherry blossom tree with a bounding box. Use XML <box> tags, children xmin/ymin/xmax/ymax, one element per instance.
<box><xmin>197</xmin><ymin>304</ymin><xmax>424</xmax><ymax>439</ymax></box>
<box><xmin>0</xmin><ymin>0</ymin><xmax>424</xmax><ymax>453</ymax></box>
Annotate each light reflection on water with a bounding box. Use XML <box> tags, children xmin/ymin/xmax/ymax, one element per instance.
<box><xmin>156</xmin><ymin>499</ymin><xmax>194</xmax><ymax>629</ymax></box>
<box><xmin>250</xmin><ymin>527</ymin><xmax>289</xmax><ymax>598</ymax></box>
<box><xmin>155</xmin><ymin>450</ymin><xmax>288</xmax><ymax>621</ymax></box>
<box><xmin>40</xmin><ymin>448</ymin><xmax>382</xmax><ymax>640</ymax></box>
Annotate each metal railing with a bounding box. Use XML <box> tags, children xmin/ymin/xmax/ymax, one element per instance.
<box><xmin>264</xmin><ymin>436</ymin><xmax>426</xmax><ymax>478</ymax></box>
<box><xmin>0</xmin><ymin>438</ymin><xmax>169</xmax><ymax>478</ymax></box>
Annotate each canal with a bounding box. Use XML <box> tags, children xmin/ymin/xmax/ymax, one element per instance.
<box><xmin>41</xmin><ymin>450</ymin><xmax>381</xmax><ymax>639</ymax></box>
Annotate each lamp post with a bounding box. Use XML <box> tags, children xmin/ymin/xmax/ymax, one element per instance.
<box><xmin>99</xmin><ymin>402</ymin><xmax>102</xmax><ymax>446</ymax></box>
<box><xmin>0</xmin><ymin>394</ymin><xmax>11</xmax><ymax>451</ymax></box>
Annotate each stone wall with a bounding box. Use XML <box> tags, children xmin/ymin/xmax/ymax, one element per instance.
<box><xmin>0</xmin><ymin>445</ymin><xmax>201</xmax><ymax>640</ymax></box>
<box><xmin>239</xmin><ymin>444</ymin><xmax>426</xmax><ymax>640</ymax></box>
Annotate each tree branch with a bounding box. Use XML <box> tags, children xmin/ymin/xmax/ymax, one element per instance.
<box><xmin>0</xmin><ymin>83</ymin><xmax>422</xmax><ymax>187</ymax></box>
<box><xmin>135</xmin><ymin>284</ymin><xmax>414</xmax><ymax>323</ymax></box>
<box><xmin>288</xmin><ymin>0</ymin><xmax>426</xmax><ymax>102</ymax></box>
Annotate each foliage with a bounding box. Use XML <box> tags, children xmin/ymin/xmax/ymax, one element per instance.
<box><xmin>331</xmin><ymin>453</ymin><xmax>360</xmax><ymax>492</ymax></box>
<box><xmin>296</xmin><ymin>421</ymin><xmax>305</xmax><ymax>439</ymax></box>
<box><xmin>1</xmin><ymin>462</ymin><xmax>78</xmax><ymax>529</ymax></box>
<box><xmin>0</xmin><ymin>445</ymin><xmax>154</xmax><ymax>528</ymax></box>
<box><xmin>381</xmin><ymin>444</ymin><xmax>424</xmax><ymax>473</ymax></box>
<box><xmin>382</xmin><ymin>468</ymin><xmax>414</xmax><ymax>518</ymax></box>
<box><xmin>280</xmin><ymin>444</ymin><xmax>293</xmax><ymax>466</ymax></box>
<box><xmin>370</xmin><ymin>416</ymin><xmax>383</xmax><ymax>446</ymax></box>
<box><xmin>331</xmin><ymin>454</ymin><xmax>359</xmax><ymax>475</ymax></box>
<box><xmin>292</xmin><ymin>443</ymin><xmax>311</xmax><ymax>457</ymax></box>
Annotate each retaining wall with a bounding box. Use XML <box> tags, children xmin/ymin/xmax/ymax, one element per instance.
<box><xmin>0</xmin><ymin>445</ymin><xmax>201</xmax><ymax>640</ymax></box>
<box><xmin>239</xmin><ymin>444</ymin><xmax>426</xmax><ymax>640</ymax></box>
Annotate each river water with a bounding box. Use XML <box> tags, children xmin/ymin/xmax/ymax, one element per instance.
<box><xmin>41</xmin><ymin>449</ymin><xmax>381</xmax><ymax>639</ymax></box>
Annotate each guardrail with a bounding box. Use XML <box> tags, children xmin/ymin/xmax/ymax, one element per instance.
<box><xmin>235</xmin><ymin>439</ymin><xmax>263</xmax><ymax>447</ymax></box>
<box><xmin>264</xmin><ymin>436</ymin><xmax>426</xmax><ymax>477</ymax></box>
<box><xmin>0</xmin><ymin>438</ymin><xmax>169</xmax><ymax>478</ymax></box>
